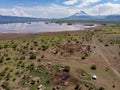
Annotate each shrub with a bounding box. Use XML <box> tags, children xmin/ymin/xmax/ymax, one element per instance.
<box><xmin>12</xmin><ymin>44</ymin><xmax>17</xmax><ymax>49</ymax></box>
<box><xmin>0</xmin><ymin>57</ymin><xmax>3</xmax><ymax>64</ymax></box>
<box><xmin>99</xmin><ymin>87</ymin><xmax>105</xmax><ymax>90</ymax></box>
<box><xmin>27</xmin><ymin>64</ymin><xmax>35</xmax><ymax>71</ymax></box>
<box><xmin>41</xmin><ymin>55</ymin><xmax>44</xmax><ymax>59</ymax></box>
<box><xmin>10</xmin><ymin>69</ymin><xmax>13</xmax><ymax>72</ymax></box>
<box><xmin>6</xmin><ymin>57</ymin><xmax>11</xmax><ymax>60</ymax></box>
<box><xmin>33</xmin><ymin>41</ymin><xmax>38</xmax><ymax>46</ymax></box>
<box><xmin>1</xmin><ymin>82</ymin><xmax>9</xmax><ymax>90</ymax></box>
<box><xmin>112</xmin><ymin>85</ymin><xmax>115</xmax><ymax>88</ymax></box>
<box><xmin>41</xmin><ymin>45</ymin><xmax>48</xmax><ymax>51</ymax></box>
<box><xmin>0</xmin><ymin>45</ymin><xmax>3</xmax><ymax>49</ymax></box>
<box><xmin>15</xmin><ymin>71</ymin><xmax>19</xmax><ymax>76</ymax></box>
<box><xmin>118</xmin><ymin>52</ymin><xmax>120</xmax><ymax>56</ymax></box>
<box><xmin>20</xmin><ymin>56</ymin><xmax>25</xmax><ymax>60</ymax></box>
<box><xmin>4</xmin><ymin>44</ymin><xmax>8</xmax><ymax>48</ymax></box>
<box><xmin>5</xmin><ymin>67</ymin><xmax>9</xmax><ymax>71</ymax></box>
<box><xmin>5</xmin><ymin>73</ymin><xmax>10</xmax><ymax>81</ymax></box>
<box><xmin>81</xmin><ymin>56</ymin><xmax>86</xmax><ymax>60</ymax></box>
<box><xmin>21</xmin><ymin>63</ymin><xmax>25</xmax><ymax>68</ymax></box>
<box><xmin>90</xmin><ymin>65</ymin><xmax>97</xmax><ymax>70</ymax></box>
<box><xmin>81</xmin><ymin>53</ymin><xmax>88</xmax><ymax>60</ymax></box>
<box><xmin>30</xmin><ymin>53</ymin><xmax>36</xmax><ymax>60</ymax></box>
<box><xmin>38</xmin><ymin>47</ymin><xmax>41</xmax><ymax>50</ymax></box>
<box><xmin>105</xmin><ymin>44</ymin><xmax>109</xmax><ymax>47</ymax></box>
<box><xmin>22</xmin><ymin>51</ymin><xmax>25</xmax><ymax>54</ymax></box>
<box><xmin>0</xmin><ymin>71</ymin><xmax>6</xmax><ymax>77</ymax></box>
<box><xmin>74</xmin><ymin>84</ymin><xmax>80</xmax><ymax>90</ymax></box>
<box><xmin>63</xmin><ymin>66</ymin><xmax>70</xmax><ymax>72</ymax></box>
<box><xmin>30</xmin><ymin>80</ymin><xmax>35</xmax><ymax>85</ymax></box>
<box><xmin>13</xmin><ymin>78</ymin><xmax>16</xmax><ymax>81</ymax></box>
<box><xmin>30</xmin><ymin>47</ymin><xmax>33</xmax><ymax>50</ymax></box>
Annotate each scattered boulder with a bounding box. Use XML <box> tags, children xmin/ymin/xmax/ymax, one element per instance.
<box><xmin>64</xmin><ymin>81</ymin><xmax>69</xmax><ymax>86</ymax></box>
<box><xmin>85</xmin><ymin>84</ymin><xmax>89</xmax><ymax>88</ymax></box>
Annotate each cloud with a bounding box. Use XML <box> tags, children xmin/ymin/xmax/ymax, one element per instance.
<box><xmin>63</xmin><ymin>0</ymin><xmax>78</xmax><ymax>5</ymax></box>
<box><xmin>0</xmin><ymin>2</ymin><xmax>120</xmax><ymax>18</ymax></box>
<box><xmin>0</xmin><ymin>5</ymin><xmax>71</xmax><ymax>18</ymax></box>
<box><xmin>114</xmin><ymin>0</ymin><xmax>119</xmax><ymax>1</ymax></box>
<box><xmin>77</xmin><ymin>0</ymin><xmax>101</xmax><ymax>8</ymax></box>
<box><xmin>0</xmin><ymin>7</ymin><xmax>32</xmax><ymax>17</ymax></box>
<box><xmin>13</xmin><ymin>5</ymin><xmax>76</xmax><ymax>18</ymax></box>
<box><xmin>86</xmin><ymin>2</ymin><xmax>120</xmax><ymax>15</ymax></box>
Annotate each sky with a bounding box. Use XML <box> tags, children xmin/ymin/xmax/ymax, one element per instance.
<box><xmin>0</xmin><ymin>0</ymin><xmax>120</xmax><ymax>18</ymax></box>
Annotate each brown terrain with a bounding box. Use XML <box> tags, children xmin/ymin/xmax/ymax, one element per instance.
<box><xmin>0</xmin><ymin>24</ymin><xmax>120</xmax><ymax>90</ymax></box>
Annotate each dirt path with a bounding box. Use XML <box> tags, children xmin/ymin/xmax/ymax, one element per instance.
<box><xmin>92</xmin><ymin>36</ymin><xmax>120</xmax><ymax>79</ymax></box>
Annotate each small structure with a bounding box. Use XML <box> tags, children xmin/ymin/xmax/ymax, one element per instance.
<box><xmin>81</xmin><ymin>73</ymin><xmax>86</xmax><ymax>76</ymax></box>
<box><xmin>51</xmin><ymin>49</ymin><xmax>58</xmax><ymax>54</ymax></box>
<box><xmin>47</xmin><ymin>62</ymin><xmax>51</xmax><ymax>65</ymax></box>
<box><xmin>33</xmin><ymin>50</ymin><xmax>36</xmax><ymax>52</ymax></box>
<box><xmin>92</xmin><ymin>75</ymin><xmax>97</xmax><ymax>80</ymax></box>
<box><xmin>38</xmin><ymin>84</ymin><xmax>43</xmax><ymax>90</ymax></box>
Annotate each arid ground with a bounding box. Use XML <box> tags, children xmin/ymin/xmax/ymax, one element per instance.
<box><xmin>0</xmin><ymin>23</ymin><xmax>120</xmax><ymax>90</ymax></box>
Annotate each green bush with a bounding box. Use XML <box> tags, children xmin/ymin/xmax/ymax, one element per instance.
<box><xmin>74</xmin><ymin>84</ymin><xmax>80</xmax><ymax>90</ymax></box>
<box><xmin>41</xmin><ymin>55</ymin><xmax>44</xmax><ymax>59</ymax></box>
<box><xmin>63</xmin><ymin>66</ymin><xmax>70</xmax><ymax>72</ymax></box>
<box><xmin>41</xmin><ymin>45</ymin><xmax>48</xmax><ymax>51</ymax></box>
<box><xmin>6</xmin><ymin>57</ymin><xmax>11</xmax><ymax>60</ymax></box>
<box><xmin>0</xmin><ymin>71</ymin><xmax>6</xmax><ymax>77</ymax></box>
<box><xmin>27</xmin><ymin>64</ymin><xmax>35</xmax><ymax>71</ymax></box>
<box><xmin>15</xmin><ymin>71</ymin><xmax>19</xmax><ymax>76</ymax></box>
<box><xmin>105</xmin><ymin>44</ymin><xmax>109</xmax><ymax>47</ymax></box>
<box><xmin>99</xmin><ymin>87</ymin><xmax>105</xmax><ymax>90</ymax></box>
<box><xmin>90</xmin><ymin>65</ymin><xmax>97</xmax><ymax>70</ymax></box>
<box><xmin>81</xmin><ymin>56</ymin><xmax>86</xmax><ymax>60</ymax></box>
<box><xmin>30</xmin><ymin>80</ymin><xmax>35</xmax><ymax>85</ymax></box>
<box><xmin>1</xmin><ymin>82</ymin><xmax>9</xmax><ymax>90</ymax></box>
<box><xmin>30</xmin><ymin>53</ymin><xmax>36</xmax><ymax>60</ymax></box>
<box><xmin>12</xmin><ymin>44</ymin><xmax>17</xmax><ymax>49</ymax></box>
<box><xmin>0</xmin><ymin>58</ymin><xmax>3</xmax><ymax>63</ymax></box>
<box><xmin>13</xmin><ymin>78</ymin><xmax>16</xmax><ymax>81</ymax></box>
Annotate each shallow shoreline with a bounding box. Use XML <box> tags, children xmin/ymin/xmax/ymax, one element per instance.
<box><xmin>0</xmin><ymin>25</ymin><xmax>102</xmax><ymax>40</ymax></box>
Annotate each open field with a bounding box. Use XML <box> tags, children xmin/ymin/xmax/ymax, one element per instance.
<box><xmin>0</xmin><ymin>24</ymin><xmax>120</xmax><ymax>90</ymax></box>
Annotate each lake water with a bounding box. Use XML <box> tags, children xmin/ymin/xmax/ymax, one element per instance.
<box><xmin>0</xmin><ymin>22</ymin><xmax>97</xmax><ymax>33</ymax></box>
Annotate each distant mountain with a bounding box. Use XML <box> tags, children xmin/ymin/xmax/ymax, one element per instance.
<box><xmin>73</xmin><ymin>11</ymin><xmax>89</xmax><ymax>16</ymax></box>
<box><xmin>66</xmin><ymin>11</ymin><xmax>93</xmax><ymax>20</ymax></box>
<box><xmin>64</xmin><ymin>11</ymin><xmax>120</xmax><ymax>22</ymax></box>
<box><xmin>105</xmin><ymin>15</ymin><xmax>120</xmax><ymax>21</ymax></box>
<box><xmin>0</xmin><ymin>15</ymin><xmax>44</xmax><ymax>24</ymax></box>
<box><xmin>0</xmin><ymin>11</ymin><xmax>120</xmax><ymax>23</ymax></box>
